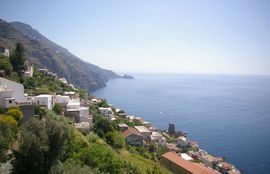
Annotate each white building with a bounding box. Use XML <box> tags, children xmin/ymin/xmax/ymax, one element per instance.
<box><xmin>181</xmin><ymin>153</ymin><xmax>194</xmax><ymax>161</ymax></box>
<box><xmin>75</xmin><ymin>122</ymin><xmax>90</xmax><ymax>133</ymax></box>
<box><xmin>65</xmin><ymin>100</ymin><xmax>92</xmax><ymax>128</ymax></box>
<box><xmin>0</xmin><ymin>77</ymin><xmax>25</xmax><ymax>103</ymax></box>
<box><xmin>24</xmin><ymin>62</ymin><xmax>33</xmax><ymax>78</ymax></box>
<box><xmin>115</xmin><ymin>108</ymin><xmax>124</xmax><ymax>113</ymax></box>
<box><xmin>99</xmin><ymin>107</ymin><xmax>114</xmax><ymax>117</ymax></box>
<box><xmin>67</xmin><ymin>99</ymin><xmax>80</xmax><ymax>110</ymax></box>
<box><xmin>0</xmin><ymin>46</ymin><xmax>9</xmax><ymax>57</ymax></box>
<box><xmin>177</xmin><ymin>136</ymin><xmax>191</xmax><ymax>148</ymax></box>
<box><xmin>56</xmin><ymin>95</ymin><xmax>70</xmax><ymax>105</ymax></box>
<box><xmin>64</xmin><ymin>91</ymin><xmax>77</xmax><ymax>99</ymax></box>
<box><xmin>79</xmin><ymin>106</ymin><xmax>92</xmax><ymax>126</ymax></box>
<box><xmin>127</xmin><ymin>115</ymin><xmax>137</xmax><ymax>120</ymax></box>
<box><xmin>151</xmin><ymin>131</ymin><xmax>166</xmax><ymax>146</ymax></box>
<box><xmin>135</xmin><ymin>126</ymin><xmax>152</xmax><ymax>139</ymax></box>
<box><xmin>59</xmin><ymin>78</ymin><xmax>68</xmax><ymax>85</ymax></box>
<box><xmin>32</xmin><ymin>94</ymin><xmax>53</xmax><ymax>109</ymax></box>
<box><xmin>0</xmin><ymin>86</ymin><xmax>16</xmax><ymax>108</ymax></box>
<box><xmin>90</xmin><ymin>98</ymin><xmax>100</xmax><ymax>104</ymax></box>
<box><xmin>194</xmin><ymin>150</ymin><xmax>223</xmax><ymax>168</ymax></box>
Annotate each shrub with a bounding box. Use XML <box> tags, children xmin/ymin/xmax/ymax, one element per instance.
<box><xmin>77</xmin><ymin>144</ymin><xmax>123</xmax><ymax>174</ymax></box>
<box><xmin>87</xmin><ymin>132</ymin><xmax>99</xmax><ymax>143</ymax></box>
<box><xmin>0</xmin><ymin>107</ymin><xmax>4</xmax><ymax>114</ymax></box>
<box><xmin>14</xmin><ymin>115</ymin><xmax>72</xmax><ymax>174</ymax></box>
<box><xmin>0</xmin><ymin>123</ymin><xmax>16</xmax><ymax>162</ymax></box>
<box><xmin>49</xmin><ymin>160</ymin><xmax>102</xmax><ymax>174</ymax></box>
<box><xmin>7</xmin><ymin>108</ymin><xmax>23</xmax><ymax>121</ymax></box>
<box><xmin>0</xmin><ymin>54</ymin><xmax>12</xmax><ymax>76</ymax></box>
<box><xmin>93</xmin><ymin>117</ymin><xmax>117</xmax><ymax>138</ymax></box>
<box><xmin>53</xmin><ymin>104</ymin><xmax>62</xmax><ymax>115</ymax></box>
<box><xmin>0</xmin><ymin>115</ymin><xmax>18</xmax><ymax>127</ymax></box>
<box><xmin>104</xmin><ymin>131</ymin><xmax>125</xmax><ymax>149</ymax></box>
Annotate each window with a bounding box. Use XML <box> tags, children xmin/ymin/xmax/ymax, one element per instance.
<box><xmin>9</xmin><ymin>100</ymin><xmax>12</xmax><ymax>104</ymax></box>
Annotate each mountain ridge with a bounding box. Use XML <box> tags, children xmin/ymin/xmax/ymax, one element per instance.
<box><xmin>0</xmin><ymin>19</ymin><xmax>120</xmax><ymax>92</ymax></box>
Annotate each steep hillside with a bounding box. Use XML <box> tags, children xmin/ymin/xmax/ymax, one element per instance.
<box><xmin>0</xmin><ymin>19</ymin><xmax>119</xmax><ymax>92</ymax></box>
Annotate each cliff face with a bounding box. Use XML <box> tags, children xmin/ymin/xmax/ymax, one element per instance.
<box><xmin>0</xmin><ymin>19</ymin><xmax>119</xmax><ymax>92</ymax></box>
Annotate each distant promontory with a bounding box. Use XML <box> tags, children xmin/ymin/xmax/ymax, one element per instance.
<box><xmin>122</xmin><ymin>74</ymin><xmax>134</xmax><ymax>79</ymax></box>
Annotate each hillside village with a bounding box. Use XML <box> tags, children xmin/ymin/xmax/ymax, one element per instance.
<box><xmin>0</xmin><ymin>44</ymin><xmax>241</xmax><ymax>174</ymax></box>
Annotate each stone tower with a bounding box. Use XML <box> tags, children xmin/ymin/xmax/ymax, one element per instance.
<box><xmin>168</xmin><ymin>123</ymin><xmax>175</xmax><ymax>134</ymax></box>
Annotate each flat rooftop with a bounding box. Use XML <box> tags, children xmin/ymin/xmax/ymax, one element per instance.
<box><xmin>135</xmin><ymin>126</ymin><xmax>151</xmax><ymax>133</ymax></box>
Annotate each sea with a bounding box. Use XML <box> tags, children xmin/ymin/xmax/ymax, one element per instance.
<box><xmin>92</xmin><ymin>73</ymin><xmax>270</xmax><ymax>174</ymax></box>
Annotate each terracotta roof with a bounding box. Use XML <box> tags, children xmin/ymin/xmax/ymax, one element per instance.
<box><xmin>162</xmin><ymin>152</ymin><xmax>218</xmax><ymax>174</ymax></box>
<box><xmin>122</xmin><ymin>127</ymin><xmax>142</xmax><ymax>138</ymax></box>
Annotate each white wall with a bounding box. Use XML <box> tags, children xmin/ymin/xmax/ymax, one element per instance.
<box><xmin>0</xmin><ymin>90</ymin><xmax>13</xmax><ymax>108</ymax></box>
<box><xmin>0</xmin><ymin>78</ymin><xmax>25</xmax><ymax>103</ymax></box>
<box><xmin>33</xmin><ymin>95</ymin><xmax>53</xmax><ymax>109</ymax></box>
<box><xmin>56</xmin><ymin>95</ymin><xmax>70</xmax><ymax>104</ymax></box>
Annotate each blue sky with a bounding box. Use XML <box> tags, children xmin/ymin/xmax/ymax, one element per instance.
<box><xmin>1</xmin><ymin>0</ymin><xmax>270</xmax><ymax>74</ymax></box>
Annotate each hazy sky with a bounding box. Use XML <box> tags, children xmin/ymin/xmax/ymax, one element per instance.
<box><xmin>1</xmin><ymin>0</ymin><xmax>270</xmax><ymax>74</ymax></box>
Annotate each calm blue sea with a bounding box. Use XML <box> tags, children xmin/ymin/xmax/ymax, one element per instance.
<box><xmin>92</xmin><ymin>74</ymin><xmax>270</xmax><ymax>174</ymax></box>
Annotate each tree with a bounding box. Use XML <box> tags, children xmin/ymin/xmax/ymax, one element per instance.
<box><xmin>49</xmin><ymin>160</ymin><xmax>102</xmax><ymax>174</ymax></box>
<box><xmin>97</xmin><ymin>100</ymin><xmax>109</xmax><ymax>107</ymax></box>
<box><xmin>93</xmin><ymin>117</ymin><xmax>117</xmax><ymax>138</ymax></box>
<box><xmin>15</xmin><ymin>115</ymin><xmax>72</xmax><ymax>174</ymax></box>
<box><xmin>0</xmin><ymin>123</ymin><xmax>16</xmax><ymax>162</ymax></box>
<box><xmin>23</xmin><ymin>77</ymin><xmax>36</xmax><ymax>90</ymax></box>
<box><xmin>53</xmin><ymin>104</ymin><xmax>62</xmax><ymax>115</ymax></box>
<box><xmin>0</xmin><ymin>107</ymin><xmax>4</xmax><ymax>114</ymax></box>
<box><xmin>34</xmin><ymin>106</ymin><xmax>47</xmax><ymax>118</ymax></box>
<box><xmin>0</xmin><ymin>54</ymin><xmax>12</xmax><ymax>76</ymax></box>
<box><xmin>10</xmin><ymin>43</ymin><xmax>26</xmax><ymax>72</ymax></box>
<box><xmin>105</xmin><ymin>131</ymin><xmax>125</xmax><ymax>149</ymax></box>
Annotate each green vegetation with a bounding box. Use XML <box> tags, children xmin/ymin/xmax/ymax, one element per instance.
<box><xmin>53</xmin><ymin>103</ymin><xmax>62</xmax><ymax>115</ymax></box>
<box><xmin>10</xmin><ymin>43</ymin><xmax>26</xmax><ymax>73</ymax></box>
<box><xmin>23</xmin><ymin>69</ymin><xmax>74</xmax><ymax>94</ymax></box>
<box><xmin>49</xmin><ymin>160</ymin><xmax>102</xmax><ymax>174</ymax></box>
<box><xmin>14</xmin><ymin>112</ymin><xmax>72</xmax><ymax>174</ymax></box>
<box><xmin>7</xmin><ymin>107</ymin><xmax>23</xmax><ymax>122</ymax></box>
<box><xmin>0</xmin><ymin>107</ymin><xmax>23</xmax><ymax>128</ymax></box>
<box><xmin>0</xmin><ymin>54</ymin><xmax>12</xmax><ymax>76</ymax></box>
<box><xmin>0</xmin><ymin>43</ymin><xmax>78</xmax><ymax>94</ymax></box>
<box><xmin>0</xmin><ymin>123</ymin><xmax>16</xmax><ymax>162</ymax></box>
<box><xmin>0</xmin><ymin>115</ymin><xmax>18</xmax><ymax>127</ymax></box>
<box><xmin>119</xmin><ymin>150</ymin><xmax>172</xmax><ymax>174</ymax></box>
<box><xmin>97</xmin><ymin>100</ymin><xmax>109</xmax><ymax>107</ymax></box>
<box><xmin>105</xmin><ymin>131</ymin><xmax>125</xmax><ymax>149</ymax></box>
<box><xmin>76</xmin><ymin>144</ymin><xmax>123</xmax><ymax>174</ymax></box>
<box><xmin>93</xmin><ymin>116</ymin><xmax>117</xmax><ymax>138</ymax></box>
<box><xmin>115</xmin><ymin>117</ymin><xmax>142</xmax><ymax>127</ymax></box>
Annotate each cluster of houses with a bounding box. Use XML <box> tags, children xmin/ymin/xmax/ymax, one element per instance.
<box><xmin>0</xmin><ymin>75</ymin><xmax>92</xmax><ymax>133</ymax></box>
<box><xmin>94</xmin><ymin>103</ymin><xmax>241</xmax><ymax>174</ymax></box>
<box><xmin>95</xmin><ymin>104</ymin><xmax>167</xmax><ymax>147</ymax></box>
